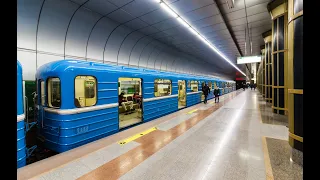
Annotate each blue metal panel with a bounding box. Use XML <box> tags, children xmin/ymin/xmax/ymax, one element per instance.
<box><xmin>186</xmin><ymin>92</ymin><xmax>201</xmax><ymax>107</ymax></box>
<box><xmin>143</xmin><ymin>97</ymin><xmax>178</xmax><ymax>122</ymax></box>
<box><xmin>17</xmin><ymin>60</ymin><xmax>26</xmax><ymax>168</ymax></box>
<box><xmin>17</xmin><ymin>121</ymin><xmax>26</xmax><ymax>168</ymax></box>
<box><xmin>17</xmin><ymin>61</ymin><xmax>23</xmax><ymax>115</ymax></box>
<box><xmin>40</xmin><ymin>108</ymin><xmax>118</xmax><ymax>152</ymax></box>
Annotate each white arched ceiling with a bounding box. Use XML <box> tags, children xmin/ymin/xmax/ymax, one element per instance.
<box><xmin>17</xmin><ymin>0</ymin><xmax>241</xmax><ymax>81</ymax></box>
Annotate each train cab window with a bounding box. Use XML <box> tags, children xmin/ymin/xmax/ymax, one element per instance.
<box><xmin>154</xmin><ymin>79</ymin><xmax>171</xmax><ymax>97</ymax></box>
<box><xmin>47</xmin><ymin>78</ymin><xmax>61</xmax><ymax>108</ymax></box>
<box><xmin>75</xmin><ymin>76</ymin><xmax>97</xmax><ymax>108</ymax></box>
<box><xmin>41</xmin><ymin>81</ymin><xmax>45</xmax><ymax>106</ymax></box>
<box><xmin>190</xmin><ymin>80</ymin><xmax>198</xmax><ymax>92</ymax></box>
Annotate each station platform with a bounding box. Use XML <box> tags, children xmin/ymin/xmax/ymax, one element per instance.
<box><xmin>17</xmin><ymin>90</ymin><xmax>303</xmax><ymax>180</ymax></box>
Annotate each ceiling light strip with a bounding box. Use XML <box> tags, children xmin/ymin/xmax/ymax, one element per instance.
<box><xmin>156</xmin><ymin>0</ymin><xmax>246</xmax><ymax>76</ymax></box>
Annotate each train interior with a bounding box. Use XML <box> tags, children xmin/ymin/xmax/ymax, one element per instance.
<box><xmin>118</xmin><ymin>77</ymin><xmax>142</xmax><ymax>129</ymax></box>
<box><xmin>190</xmin><ymin>80</ymin><xmax>199</xmax><ymax>92</ymax></box>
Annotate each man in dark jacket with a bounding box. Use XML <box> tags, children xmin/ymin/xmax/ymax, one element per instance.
<box><xmin>213</xmin><ymin>86</ymin><xmax>220</xmax><ymax>103</ymax></box>
<box><xmin>202</xmin><ymin>83</ymin><xmax>210</xmax><ymax>104</ymax></box>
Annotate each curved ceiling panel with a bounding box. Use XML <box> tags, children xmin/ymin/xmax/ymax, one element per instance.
<box><xmin>37</xmin><ymin>0</ymin><xmax>78</xmax><ymax>54</ymax></box>
<box><xmin>146</xmin><ymin>45</ymin><xmax>165</xmax><ymax>69</ymax></box>
<box><xmin>65</xmin><ymin>7</ymin><xmax>101</xmax><ymax>57</ymax></box>
<box><xmin>103</xmin><ymin>26</ymin><xmax>133</xmax><ymax>64</ymax></box>
<box><xmin>86</xmin><ymin>18</ymin><xmax>119</xmax><ymax>61</ymax></box>
<box><xmin>117</xmin><ymin>32</ymin><xmax>145</xmax><ymax>65</ymax></box>
<box><xmin>129</xmin><ymin>37</ymin><xmax>153</xmax><ymax>67</ymax></box>
<box><xmin>17</xmin><ymin>0</ymin><xmax>43</xmax><ymax>49</ymax></box>
<box><xmin>17</xmin><ymin>0</ymin><xmax>273</xmax><ymax>80</ymax></box>
<box><xmin>138</xmin><ymin>41</ymin><xmax>160</xmax><ymax>68</ymax></box>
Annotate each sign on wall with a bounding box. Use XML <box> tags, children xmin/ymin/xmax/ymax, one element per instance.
<box><xmin>237</xmin><ymin>56</ymin><xmax>261</xmax><ymax>64</ymax></box>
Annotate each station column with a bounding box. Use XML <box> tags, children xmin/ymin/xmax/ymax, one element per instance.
<box><xmin>260</xmin><ymin>45</ymin><xmax>265</xmax><ymax>97</ymax></box>
<box><xmin>267</xmin><ymin>0</ymin><xmax>288</xmax><ymax>115</ymax></box>
<box><xmin>262</xmin><ymin>30</ymin><xmax>272</xmax><ymax>103</ymax></box>
<box><xmin>288</xmin><ymin>0</ymin><xmax>303</xmax><ymax>164</ymax></box>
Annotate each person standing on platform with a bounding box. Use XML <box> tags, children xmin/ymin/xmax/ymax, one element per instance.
<box><xmin>214</xmin><ymin>86</ymin><xmax>220</xmax><ymax>103</ymax></box>
<box><xmin>202</xmin><ymin>83</ymin><xmax>210</xmax><ymax>104</ymax></box>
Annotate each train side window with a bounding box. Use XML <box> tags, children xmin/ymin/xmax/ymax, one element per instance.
<box><xmin>47</xmin><ymin>78</ymin><xmax>61</xmax><ymax>108</ymax></box>
<box><xmin>190</xmin><ymin>80</ymin><xmax>198</xmax><ymax>92</ymax></box>
<box><xmin>154</xmin><ymin>79</ymin><xmax>171</xmax><ymax>97</ymax></box>
<box><xmin>41</xmin><ymin>80</ymin><xmax>45</xmax><ymax>106</ymax></box>
<box><xmin>75</xmin><ymin>76</ymin><xmax>97</xmax><ymax>108</ymax></box>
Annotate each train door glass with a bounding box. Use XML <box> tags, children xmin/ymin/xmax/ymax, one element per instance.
<box><xmin>38</xmin><ymin>79</ymin><xmax>45</xmax><ymax>129</ymax></box>
<box><xmin>201</xmin><ymin>81</ymin><xmax>205</xmax><ymax>101</ymax></box>
<box><xmin>208</xmin><ymin>81</ymin><xmax>212</xmax><ymax>93</ymax></box>
<box><xmin>118</xmin><ymin>77</ymin><xmax>142</xmax><ymax>129</ymax></box>
<box><xmin>178</xmin><ymin>80</ymin><xmax>186</xmax><ymax>109</ymax></box>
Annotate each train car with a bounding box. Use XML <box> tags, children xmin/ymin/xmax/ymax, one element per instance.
<box><xmin>17</xmin><ymin>60</ymin><xmax>26</xmax><ymax>168</ymax></box>
<box><xmin>35</xmin><ymin>60</ymin><xmax>235</xmax><ymax>153</ymax></box>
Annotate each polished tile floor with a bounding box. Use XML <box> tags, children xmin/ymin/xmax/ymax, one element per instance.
<box><xmin>18</xmin><ymin>90</ymin><xmax>302</xmax><ymax>180</ymax></box>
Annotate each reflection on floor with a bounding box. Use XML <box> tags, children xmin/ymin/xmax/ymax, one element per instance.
<box><xmin>119</xmin><ymin>110</ymin><xmax>142</xmax><ymax>128</ymax></box>
<box><xmin>266</xmin><ymin>137</ymin><xmax>303</xmax><ymax>179</ymax></box>
<box><xmin>258</xmin><ymin>100</ymin><xmax>288</xmax><ymax>126</ymax></box>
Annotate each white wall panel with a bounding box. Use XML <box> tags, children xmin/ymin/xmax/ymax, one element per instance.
<box><xmin>37</xmin><ymin>54</ymin><xmax>64</xmax><ymax>69</ymax></box>
<box><xmin>17</xmin><ymin>51</ymin><xmax>37</xmax><ymax>80</ymax></box>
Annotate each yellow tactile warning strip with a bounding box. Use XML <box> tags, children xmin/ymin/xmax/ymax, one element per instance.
<box><xmin>262</xmin><ymin>136</ymin><xmax>275</xmax><ymax>180</ymax></box>
<box><xmin>118</xmin><ymin>127</ymin><xmax>157</xmax><ymax>145</ymax></box>
<box><xmin>187</xmin><ymin>108</ymin><xmax>198</xmax><ymax>114</ymax></box>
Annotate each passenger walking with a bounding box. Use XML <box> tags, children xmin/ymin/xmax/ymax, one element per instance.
<box><xmin>250</xmin><ymin>84</ymin><xmax>253</xmax><ymax>90</ymax></box>
<box><xmin>202</xmin><ymin>83</ymin><xmax>210</xmax><ymax>104</ymax></box>
<box><xmin>214</xmin><ymin>86</ymin><xmax>220</xmax><ymax>103</ymax></box>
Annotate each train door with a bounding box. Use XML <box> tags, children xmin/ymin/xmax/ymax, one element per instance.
<box><xmin>201</xmin><ymin>81</ymin><xmax>205</xmax><ymax>101</ymax></box>
<box><xmin>118</xmin><ymin>77</ymin><xmax>143</xmax><ymax>129</ymax></box>
<box><xmin>35</xmin><ymin>79</ymin><xmax>46</xmax><ymax>142</ymax></box>
<box><xmin>178</xmin><ymin>80</ymin><xmax>186</xmax><ymax>109</ymax></box>
<box><xmin>208</xmin><ymin>81</ymin><xmax>212</xmax><ymax>96</ymax></box>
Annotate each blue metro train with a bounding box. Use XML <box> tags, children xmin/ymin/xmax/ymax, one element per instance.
<box><xmin>17</xmin><ymin>61</ymin><xmax>26</xmax><ymax>168</ymax></box>
<box><xmin>31</xmin><ymin>60</ymin><xmax>235</xmax><ymax>153</ymax></box>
